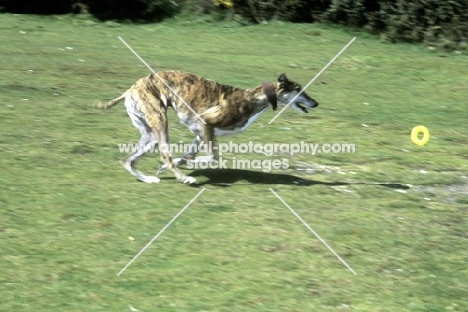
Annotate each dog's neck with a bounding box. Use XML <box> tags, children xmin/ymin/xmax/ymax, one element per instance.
<box><xmin>226</xmin><ymin>82</ymin><xmax>278</xmax><ymax>112</ymax></box>
<box><xmin>262</xmin><ymin>81</ymin><xmax>277</xmax><ymax>110</ymax></box>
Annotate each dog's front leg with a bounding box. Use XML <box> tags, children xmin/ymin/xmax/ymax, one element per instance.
<box><xmin>203</xmin><ymin>124</ymin><xmax>218</xmax><ymax>160</ymax></box>
<box><xmin>182</xmin><ymin>124</ymin><xmax>219</xmax><ymax>167</ymax></box>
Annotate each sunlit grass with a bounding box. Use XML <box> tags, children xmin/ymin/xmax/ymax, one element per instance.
<box><xmin>1</xmin><ymin>13</ymin><xmax>467</xmax><ymax>311</ymax></box>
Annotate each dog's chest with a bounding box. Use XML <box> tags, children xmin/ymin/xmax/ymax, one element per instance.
<box><xmin>214</xmin><ymin>107</ymin><xmax>269</xmax><ymax>136</ymax></box>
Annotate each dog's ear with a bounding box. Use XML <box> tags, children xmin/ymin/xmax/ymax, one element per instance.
<box><xmin>278</xmin><ymin>73</ymin><xmax>288</xmax><ymax>88</ymax></box>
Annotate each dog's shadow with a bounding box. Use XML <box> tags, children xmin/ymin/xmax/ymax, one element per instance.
<box><xmin>187</xmin><ymin>168</ymin><xmax>409</xmax><ymax>189</ymax></box>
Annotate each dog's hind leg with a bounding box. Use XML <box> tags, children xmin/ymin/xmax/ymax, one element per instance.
<box><xmin>158</xmin><ymin>109</ymin><xmax>222</xmax><ymax>175</ymax></box>
<box><xmin>157</xmin><ymin>135</ymin><xmax>201</xmax><ymax>174</ymax></box>
<box><xmin>156</xmin><ymin>128</ymin><xmax>218</xmax><ymax>174</ymax></box>
<box><xmin>144</xmin><ymin>102</ymin><xmax>196</xmax><ymax>184</ymax></box>
<box><xmin>154</xmin><ymin>128</ymin><xmax>196</xmax><ymax>184</ymax></box>
<box><xmin>121</xmin><ymin>125</ymin><xmax>161</xmax><ymax>184</ymax></box>
<box><xmin>122</xmin><ymin>94</ymin><xmax>160</xmax><ymax>183</ymax></box>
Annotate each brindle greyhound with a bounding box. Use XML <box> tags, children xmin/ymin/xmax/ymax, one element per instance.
<box><xmin>96</xmin><ymin>71</ymin><xmax>318</xmax><ymax>184</ymax></box>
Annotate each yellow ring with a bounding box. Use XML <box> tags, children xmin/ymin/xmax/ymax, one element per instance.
<box><xmin>411</xmin><ymin>126</ymin><xmax>430</xmax><ymax>146</ymax></box>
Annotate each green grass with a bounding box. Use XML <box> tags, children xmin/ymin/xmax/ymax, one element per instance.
<box><xmin>1</xmin><ymin>13</ymin><xmax>468</xmax><ymax>311</ymax></box>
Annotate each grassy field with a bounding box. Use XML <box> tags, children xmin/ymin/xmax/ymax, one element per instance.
<box><xmin>1</xmin><ymin>13</ymin><xmax>467</xmax><ymax>311</ymax></box>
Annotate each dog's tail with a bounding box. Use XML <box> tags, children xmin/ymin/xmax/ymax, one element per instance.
<box><xmin>95</xmin><ymin>90</ymin><xmax>129</xmax><ymax>110</ymax></box>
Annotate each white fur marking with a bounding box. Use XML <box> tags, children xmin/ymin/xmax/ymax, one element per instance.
<box><xmin>160</xmin><ymin>94</ymin><xmax>168</xmax><ymax>107</ymax></box>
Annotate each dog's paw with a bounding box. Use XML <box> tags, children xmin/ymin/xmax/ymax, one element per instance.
<box><xmin>157</xmin><ymin>158</ymin><xmax>185</xmax><ymax>175</ymax></box>
<box><xmin>182</xmin><ymin>176</ymin><xmax>197</xmax><ymax>184</ymax></box>
<box><xmin>156</xmin><ymin>165</ymin><xmax>168</xmax><ymax>175</ymax></box>
<box><xmin>141</xmin><ymin>176</ymin><xmax>161</xmax><ymax>183</ymax></box>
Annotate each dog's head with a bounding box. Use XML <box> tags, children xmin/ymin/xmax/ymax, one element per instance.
<box><xmin>276</xmin><ymin>73</ymin><xmax>318</xmax><ymax>113</ymax></box>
